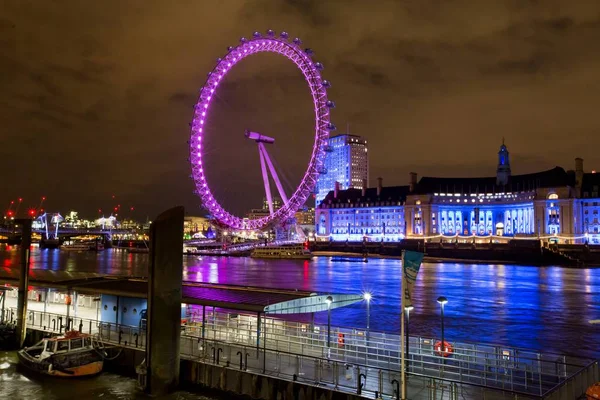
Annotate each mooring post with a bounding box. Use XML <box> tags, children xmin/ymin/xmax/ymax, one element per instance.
<box><xmin>16</xmin><ymin>219</ymin><xmax>32</xmax><ymax>348</ymax></box>
<box><xmin>146</xmin><ymin>207</ymin><xmax>184</xmax><ymax>396</ymax></box>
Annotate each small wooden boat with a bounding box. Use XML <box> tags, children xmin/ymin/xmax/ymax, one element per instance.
<box><xmin>18</xmin><ymin>331</ymin><xmax>104</xmax><ymax>377</ymax></box>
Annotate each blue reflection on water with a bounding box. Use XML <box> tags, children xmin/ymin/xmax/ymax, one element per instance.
<box><xmin>1</xmin><ymin>246</ymin><xmax>599</xmax><ymax>359</ymax></box>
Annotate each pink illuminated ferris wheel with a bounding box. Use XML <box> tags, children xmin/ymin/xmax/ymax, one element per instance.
<box><xmin>189</xmin><ymin>30</ymin><xmax>336</xmax><ymax>231</ymax></box>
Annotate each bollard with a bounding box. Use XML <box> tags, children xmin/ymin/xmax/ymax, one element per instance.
<box><xmin>52</xmin><ymin>318</ymin><xmax>56</xmax><ymax>331</ymax></box>
<box><xmin>211</xmin><ymin>347</ymin><xmax>216</xmax><ymax>363</ymax></box>
<box><xmin>293</xmin><ymin>374</ymin><xmax>298</xmax><ymax>381</ymax></box>
<box><xmin>237</xmin><ymin>351</ymin><xmax>243</xmax><ymax>370</ymax></box>
<box><xmin>79</xmin><ymin>322</ymin><xmax>83</xmax><ymax>333</ymax></box>
<box><xmin>358</xmin><ymin>373</ymin><xmax>366</xmax><ymax>395</ymax></box>
<box><xmin>134</xmin><ymin>333</ymin><xmax>139</xmax><ymax>347</ymax></box>
<box><xmin>58</xmin><ymin>317</ymin><xmax>63</xmax><ymax>333</ymax></box>
<box><xmin>89</xmin><ymin>320</ymin><xmax>92</xmax><ymax>334</ymax></box>
<box><xmin>391</xmin><ymin>379</ymin><xmax>400</xmax><ymax>400</ymax></box>
<box><xmin>216</xmin><ymin>348</ymin><xmax>222</xmax><ymax>365</ymax></box>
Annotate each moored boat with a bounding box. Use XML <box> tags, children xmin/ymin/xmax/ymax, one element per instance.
<box><xmin>61</xmin><ymin>241</ymin><xmax>104</xmax><ymax>252</ymax></box>
<box><xmin>17</xmin><ymin>331</ymin><xmax>104</xmax><ymax>377</ymax></box>
<box><xmin>251</xmin><ymin>244</ymin><xmax>313</xmax><ymax>260</ymax></box>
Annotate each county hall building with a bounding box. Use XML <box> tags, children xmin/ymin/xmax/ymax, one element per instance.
<box><xmin>315</xmin><ymin>142</ymin><xmax>600</xmax><ymax>244</ymax></box>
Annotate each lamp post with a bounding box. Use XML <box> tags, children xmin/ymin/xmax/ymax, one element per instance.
<box><xmin>326</xmin><ymin>295</ymin><xmax>333</xmax><ymax>358</ymax></box>
<box><xmin>404</xmin><ymin>305</ymin><xmax>414</xmax><ymax>372</ymax></box>
<box><xmin>437</xmin><ymin>296</ymin><xmax>448</xmax><ymax>357</ymax></box>
<box><xmin>364</xmin><ymin>292</ymin><xmax>372</xmax><ymax>343</ymax></box>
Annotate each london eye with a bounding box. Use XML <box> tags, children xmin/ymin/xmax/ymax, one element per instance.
<box><xmin>189</xmin><ymin>30</ymin><xmax>336</xmax><ymax>231</ymax></box>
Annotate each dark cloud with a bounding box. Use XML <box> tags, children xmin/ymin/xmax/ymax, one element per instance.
<box><xmin>2</xmin><ymin>0</ymin><xmax>600</xmax><ymax>219</ymax></box>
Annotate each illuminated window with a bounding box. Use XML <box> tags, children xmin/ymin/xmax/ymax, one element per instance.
<box><xmin>548</xmin><ymin>193</ymin><xmax>558</xmax><ymax>200</ymax></box>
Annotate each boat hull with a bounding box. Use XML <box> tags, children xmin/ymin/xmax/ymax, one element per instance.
<box><xmin>18</xmin><ymin>348</ymin><xmax>104</xmax><ymax>377</ymax></box>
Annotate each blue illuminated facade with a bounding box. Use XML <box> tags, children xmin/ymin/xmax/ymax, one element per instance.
<box><xmin>316</xmin><ymin>143</ymin><xmax>600</xmax><ymax>244</ymax></box>
<box><xmin>315</xmin><ymin>134</ymin><xmax>368</xmax><ymax>205</ymax></box>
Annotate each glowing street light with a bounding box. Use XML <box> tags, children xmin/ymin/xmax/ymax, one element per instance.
<box><xmin>326</xmin><ymin>295</ymin><xmax>333</xmax><ymax>357</ymax></box>
<box><xmin>363</xmin><ymin>292</ymin><xmax>372</xmax><ymax>341</ymax></box>
<box><xmin>437</xmin><ymin>296</ymin><xmax>448</xmax><ymax>357</ymax></box>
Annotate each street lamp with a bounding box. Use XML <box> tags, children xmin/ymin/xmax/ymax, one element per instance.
<box><xmin>363</xmin><ymin>292</ymin><xmax>372</xmax><ymax>342</ymax></box>
<box><xmin>326</xmin><ymin>296</ymin><xmax>333</xmax><ymax>358</ymax></box>
<box><xmin>437</xmin><ymin>296</ymin><xmax>448</xmax><ymax>357</ymax></box>
<box><xmin>404</xmin><ymin>305</ymin><xmax>414</xmax><ymax>372</ymax></box>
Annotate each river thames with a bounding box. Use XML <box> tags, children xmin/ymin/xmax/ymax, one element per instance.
<box><xmin>1</xmin><ymin>245</ymin><xmax>599</xmax><ymax>399</ymax></box>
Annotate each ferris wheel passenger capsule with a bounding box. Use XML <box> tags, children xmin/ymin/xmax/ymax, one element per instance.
<box><xmin>280</xmin><ymin>31</ymin><xmax>289</xmax><ymax>39</ymax></box>
<box><xmin>293</xmin><ymin>37</ymin><xmax>302</xmax><ymax>46</ymax></box>
<box><xmin>305</xmin><ymin>48</ymin><xmax>314</xmax><ymax>56</ymax></box>
<box><xmin>314</xmin><ymin>62</ymin><xmax>324</xmax><ymax>70</ymax></box>
<box><xmin>327</xmin><ymin>123</ymin><xmax>337</xmax><ymax>131</ymax></box>
<box><xmin>253</xmin><ymin>31</ymin><xmax>262</xmax><ymax>38</ymax></box>
<box><xmin>326</xmin><ymin>100</ymin><xmax>336</xmax><ymax>109</ymax></box>
<box><xmin>266</xmin><ymin>29</ymin><xmax>275</xmax><ymax>37</ymax></box>
<box><xmin>322</xmin><ymin>80</ymin><xmax>331</xmax><ymax>88</ymax></box>
<box><xmin>240</xmin><ymin>37</ymin><xmax>247</xmax><ymax>43</ymax></box>
<box><xmin>227</xmin><ymin>46</ymin><xmax>234</xmax><ymax>51</ymax></box>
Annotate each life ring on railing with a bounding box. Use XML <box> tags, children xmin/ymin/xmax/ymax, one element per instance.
<box><xmin>337</xmin><ymin>333</ymin><xmax>345</xmax><ymax>347</ymax></box>
<box><xmin>65</xmin><ymin>295</ymin><xmax>72</xmax><ymax>306</ymax></box>
<box><xmin>586</xmin><ymin>382</ymin><xmax>600</xmax><ymax>399</ymax></box>
<box><xmin>434</xmin><ymin>340</ymin><xmax>453</xmax><ymax>357</ymax></box>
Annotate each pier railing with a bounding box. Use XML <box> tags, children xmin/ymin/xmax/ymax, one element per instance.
<box><xmin>3</xmin><ymin>306</ymin><xmax>597</xmax><ymax>399</ymax></box>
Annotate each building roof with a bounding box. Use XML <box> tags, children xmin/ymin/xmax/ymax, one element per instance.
<box><xmin>582</xmin><ymin>172</ymin><xmax>600</xmax><ymax>196</ymax></box>
<box><xmin>0</xmin><ymin>272</ymin><xmax>314</xmax><ymax>313</ymax></box>
<box><xmin>320</xmin><ymin>186</ymin><xmax>410</xmax><ymax>206</ymax></box>
<box><xmin>414</xmin><ymin>167</ymin><xmax>574</xmax><ymax>194</ymax></box>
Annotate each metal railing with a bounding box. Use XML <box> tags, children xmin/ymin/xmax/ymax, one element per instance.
<box><xmin>2</xmin><ymin>306</ymin><xmax>596</xmax><ymax>399</ymax></box>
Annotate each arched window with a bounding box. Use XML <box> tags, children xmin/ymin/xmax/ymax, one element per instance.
<box><xmin>548</xmin><ymin>193</ymin><xmax>558</xmax><ymax>200</ymax></box>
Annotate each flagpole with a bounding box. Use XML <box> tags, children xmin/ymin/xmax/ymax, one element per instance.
<box><xmin>400</xmin><ymin>250</ymin><xmax>406</xmax><ymax>400</ymax></box>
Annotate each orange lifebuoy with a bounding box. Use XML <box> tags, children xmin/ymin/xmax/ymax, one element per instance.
<box><xmin>65</xmin><ymin>295</ymin><xmax>72</xmax><ymax>306</ymax></box>
<box><xmin>434</xmin><ymin>340</ymin><xmax>453</xmax><ymax>357</ymax></box>
<box><xmin>587</xmin><ymin>382</ymin><xmax>600</xmax><ymax>399</ymax></box>
<box><xmin>337</xmin><ymin>333</ymin><xmax>345</xmax><ymax>347</ymax></box>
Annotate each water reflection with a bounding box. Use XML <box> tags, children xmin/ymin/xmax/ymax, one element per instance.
<box><xmin>0</xmin><ymin>245</ymin><xmax>599</xmax><ymax>360</ymax></box>
<box><xmin>0</xmin><ymin>351</ymin><xmax>213</xmax><ymax>399</ymax></box>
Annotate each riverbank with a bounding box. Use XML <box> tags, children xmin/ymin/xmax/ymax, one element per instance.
<box><xmin>311</xmin><ymin>240</ymin><xmax>600</xmax><ymax>267</ymax></box>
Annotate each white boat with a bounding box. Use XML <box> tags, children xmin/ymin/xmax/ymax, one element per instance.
<box><xmin>61</xmin><ymin>241</ymin><xmax>104</xmax><ymax>252</ymax></box>
<box><xmin>251</xmin><ymin>244</ymin><xmax>313</xmax><ymax>260</ymax></box>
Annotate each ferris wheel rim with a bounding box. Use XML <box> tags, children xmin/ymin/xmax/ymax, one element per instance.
<box><xmin>189</xmin><ymin>31</ymin><xmax>332</xmax><ymax>231</ymax></box>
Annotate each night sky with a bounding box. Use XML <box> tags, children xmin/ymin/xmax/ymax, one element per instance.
<box><xmin>2</xmin><ymin>1</ymin><xmax>600</xmax><ymax>219</ymax></box>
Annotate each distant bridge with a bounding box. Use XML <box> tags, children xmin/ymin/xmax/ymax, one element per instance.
<box><xmin>0</xmin><ymin>227</ymin><xmax>134</xmax><ymax>241</ymax></box>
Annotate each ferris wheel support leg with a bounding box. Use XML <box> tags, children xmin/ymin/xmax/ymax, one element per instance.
<box><xmin>258</xmin><ymin>143</ymin><xmax>274</xmax><ymax>214</ymax></box>
<box><xmin>259</xmin><ymin>143</ymin><xmax>289</xmax><ymax>205</ymax></box>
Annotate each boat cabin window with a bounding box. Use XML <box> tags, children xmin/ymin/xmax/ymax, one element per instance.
<box><xmin>57</xmin><ymin>340</ymin><xmax>69</xmax><ymax>352</ymax></box>
<box><xmin>70</xmin><ymin>338</ymin><xmax>83</xmax><ymax>350</ymax></box>
<box><xmin>45</xmin><ymin>340</ymin><xmax>55</xmax><ymax>352</ymax></box>
<box><xmin>84</xmin><ymin>337</ymin><xmax>92</xmax><ymax>347</ymax></box>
